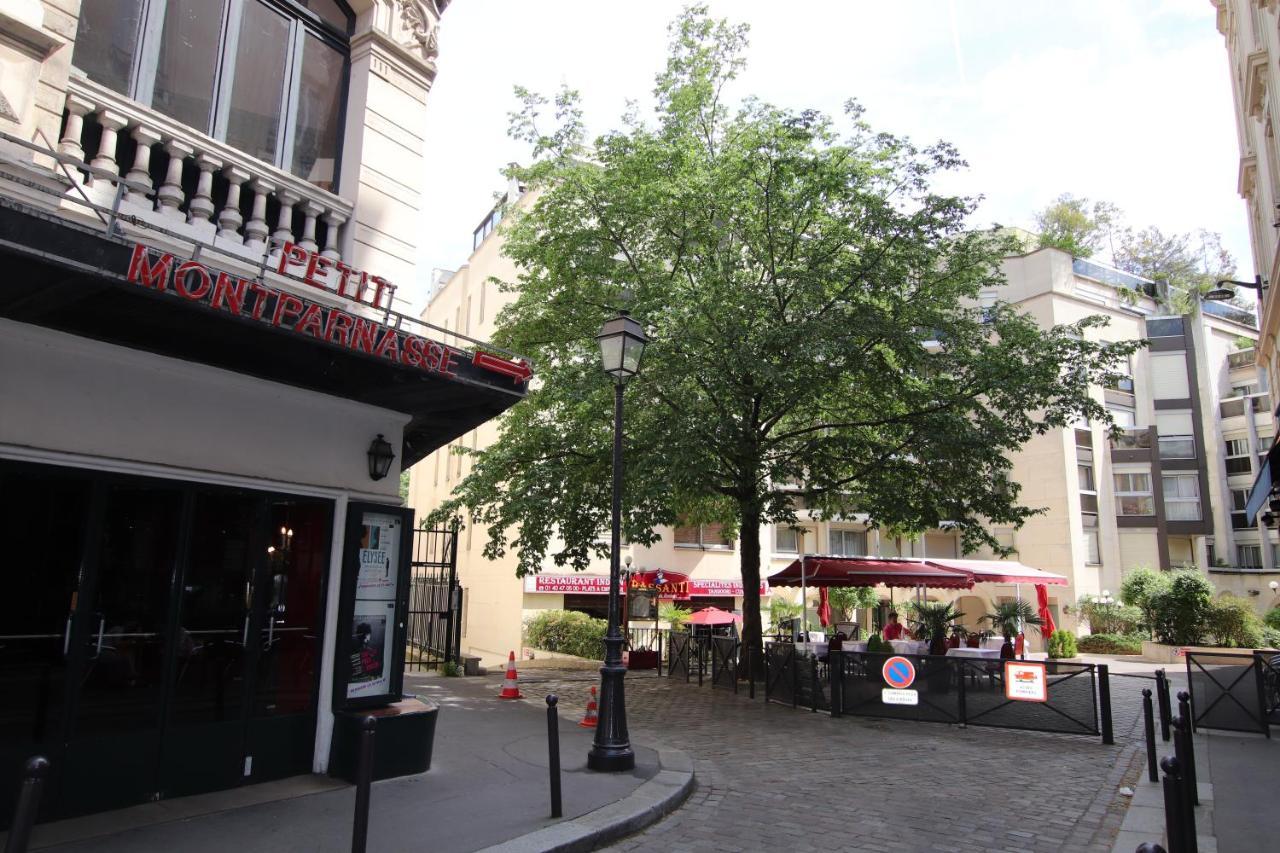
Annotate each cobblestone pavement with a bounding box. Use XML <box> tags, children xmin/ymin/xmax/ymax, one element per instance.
<box><xmin>507</xmin><ymin>665</ymin><xmax>1175</xmax><ymax>853</ymax></box>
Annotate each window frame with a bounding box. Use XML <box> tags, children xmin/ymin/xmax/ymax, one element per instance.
<box><xmin>1113</xmin><ymin>470</ymin><xmax>1155</xmax><ymax>517</ymax></box>
<box><xmin>1161</xmin><ymin>473</ymin><xmax>1201</xmax><ymax>521</ymax></box>
<box><xmin>673</xmin><ymin>523</ymin><xmax>734</xmax><ymax>551</ymax></box>
<box><xmin>773</xmin><ymin>525</ymin><xmax>799</xmax><ymax>554</ymax></box>
<box><xmin>73</xmin><ymin>0</ymin><xmax>352</xmax><ymax>189</ymax></box>
<box><xmin>827</xmin><ymin>527</ymin><xmax>867</xmax><ymax>557</ymax></box>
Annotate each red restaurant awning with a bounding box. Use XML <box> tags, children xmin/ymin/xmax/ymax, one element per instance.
<box><xmin>768</xmin><ymin>557</ymin><xmax>974</xmax><ymax>590</ymax></box>
<box><xmin>925</xmin><ymin>559</ymin><xmax>1068</xmax><ymax>586</ymax></box>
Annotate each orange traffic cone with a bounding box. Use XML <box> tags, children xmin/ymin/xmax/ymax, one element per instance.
<box><xmin>578</xmin><ymin>686</ymin><xmax>599</xmax><ymax>728</ymax></box>
<box><xmin>498</xmin><ymin>651</ymin><xmax>523</xmax><ymax>699</ymax></box>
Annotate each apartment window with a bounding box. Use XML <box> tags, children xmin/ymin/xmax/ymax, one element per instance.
<box><xmin>1104</xmin><ymin>345</ymin><xmax>1135</xmax><ymax>394</ymax></box>
<box><xmin>1237</xmin><ymin>544</ymin><xmax>1263</xmax><ymax>569</ymax></box>
<box><xmin>472</xmin><ymin>203</ymin><xmax>505</xmax><ymax>249</ymax></box>
<box><xmin>1078</xmin><ymin>463</ymin><xmax>1098</xmax><ymax>513</ymax></box>
<box><xmin>775</xmin><ymin>526</ymin><xmax>799</xmax><ymax>554</ymax></box>
<box><xmin>1231</xmin><ymin>488</ymin><xmax>1252</xmax><ymax>529</ymax></box>
<box><xmin>1150</xmin><ymin>352</ymin><xmax>1191</xmax><ymax>400</ymax></box>
<box><xmin>673</xmin><ymin>523</ymin><xmax>733</xmax><ymax>550</ymax></box>
<box><xmin>1225</xmin><ymin>437</ymin><xmax>1253</xmax><ymax>476</ymax></box>
<box><xmin>1107</xmin><ymin>406</ymin><xmax>1136</xmax><ymax>429</ymax></box>
<box><xmin>71</xmin><ymin>0</ymin><xmax>351</xmax><ymax>191</ymax></box>
<box><xmin>1114</xmin><ymin>471</ymin><xmax>1155</xmax><ymax>516</ymax></box>
<box><xmin>1162</xmin><ymin>474</ymin><xmax>1201</xmax><ymax>521</ymax></box>
<box><xmin>1081</xmin><ymin>513</ymin><xmax>1100</xmax><ymax>565</ymax></box>
<box><xmin>828</xmin><ymin>528</ymin><xmax>867</xmax><ymax>556</ymax></box>
<box><xmin>1155</xmin><ymin>411</ymin><xmax>1195</xmax><ymax>460</ymax></box>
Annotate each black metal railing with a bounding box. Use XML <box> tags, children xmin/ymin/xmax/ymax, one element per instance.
<box><xmin>1184</xmin><ymin>650</ymin><xmax>1273</xmax><ymax>736</ymax></box>
<box><xmin>710</xmin><ymin>637</ymin><xmax>738</xmax><ymax>692</ymax></box>
<box><xmin>405</xmin><ymin>520</ymin><xmax>461</xmax><ymax>671</ymax></box>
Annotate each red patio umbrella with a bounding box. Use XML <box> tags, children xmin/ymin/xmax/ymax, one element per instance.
<box><xmin>1035</xmin><ymin>584</ymin><xmax>1057</xmax><ymax>635</ymax></box>
<box><xmin>684</xmin><ymin>606</ymin><xmax>742</xmax><ymax>626</ymax></box>
<box><xmin>817</xmin><ymin>587</ymin><xmax>831</xmax><ymax>627</ymax></box>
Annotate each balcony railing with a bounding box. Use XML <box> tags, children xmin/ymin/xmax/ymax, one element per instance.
<box><xmin>1109</xmin><ymin>428</ymin><xmax>1152</xmax><ymax>451</ymax></box>
<box><xmin>1228</xmin><ymin>349</ymin><xmax>1257</xmax><ymax>370</ymax></box>
<box><xmin>56</xmin><ymin>77</ymin><xmax>354</xmax><ymax>262</ymax></box>
<box><xmin>1202</xmin><ymin>299</ymin><xmax>1258</xmax><ymax>328</ymax></box>
<box><xmin>1220</xmin><ymin>393</ymin><xmax>1272</xmax><ymax>419</ymax></box>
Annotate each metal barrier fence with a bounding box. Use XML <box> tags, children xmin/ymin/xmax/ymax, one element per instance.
<box><xmin>1184</xmin><ymin>650</ymin><xmax>1277</xmax><ymax>736</ymax></box>
<box><xmin>710</xmin><ymin>638</ymin><xmax>738</xmax><ymax>691</ymax></box>
<box><xmin>668</xmin><ymin>632</ymin><xmax>693</xmax><ymax>682</ymax></box>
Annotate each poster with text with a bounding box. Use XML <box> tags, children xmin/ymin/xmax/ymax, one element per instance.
<box><xmin>357</xmin><ymin>512</ymin><xmax>400</xmax><ymax>601</ymax></box>
<box><xmin>346</xmin><ymin>599</ymin><xmax>395</xmax><ymax>699</ymax></box>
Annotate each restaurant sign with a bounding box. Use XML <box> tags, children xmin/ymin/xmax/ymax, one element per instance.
<box><xmin>524</xmin><ymin>573</ymin><xmax>767</xmax><ymax>597</ymax></box>
<box><xmin>1004</xmin><ymin>662</ymin><xmax>1048</xmax><ymax>702</ymax></box>
<box><xmin>125</xmin><ymin>243</ymin><xmax>532</xmax><ymax>384</ymax></box>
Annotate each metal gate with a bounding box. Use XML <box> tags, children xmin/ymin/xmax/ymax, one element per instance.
<box><xmin>405</xmin><ymin>519</ymin><xmax>461</xmax><ymax>671</ymax></box>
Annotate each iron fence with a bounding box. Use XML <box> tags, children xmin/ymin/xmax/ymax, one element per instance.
<box><xmin>1185</xmin><ymin>650</ymin><xmax>1274</xmax><ymax>736</ymax></box>
<box><xmin>710</xmin><ymin>637</ymin><xmax>738</xmax><ymax>692</ymax></box>
<box><xmin>668</xmin><ymin>632</ymin><xmax>693</xmax><ymax>682</ymax></box>
<box><xmin>405</xmin><ymin>520</ymin><xmax>461</xmax><ymax>671</ymax></box>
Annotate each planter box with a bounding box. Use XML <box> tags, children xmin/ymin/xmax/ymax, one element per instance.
<box><xmin>628</xmin><ymin>650</ymin><xmax>659</xmax><ymax>670</ymax></box>
<box><xmin>1141</xmin><ymin>641</ymin><xmax>1262</xmax><ymax>664</ymax></box>
<box><xmin>331</xmin><ymin>695</ymin><xmax>438</xmax><ymax>783</ymax></box>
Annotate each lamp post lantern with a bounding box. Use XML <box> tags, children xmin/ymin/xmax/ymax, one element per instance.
<box><xmin>589</xmin><ymin>309</ymin><xmax>647</xmax><ymax>772</ymax></box>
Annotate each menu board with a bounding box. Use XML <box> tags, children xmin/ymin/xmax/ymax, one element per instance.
<box><xmin>346</xmin><ymin>511</ymin><xmax>401</xmax><ymax>700</ymax></box>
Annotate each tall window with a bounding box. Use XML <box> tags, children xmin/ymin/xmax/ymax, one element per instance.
<box><xmin>1237</xmin><ymin>544</ymin><xmax>1263</xmax><ymax>569</ymax></box>
<box><xmin>1161</xmin><ymin>474</ymin><xmax>1201</xmax><ymax>521</ymax></box>
<box><xmin>1231</xmin><ymin>488</ymin><xmax>1252</xmax><ymax>529</ymax></box>
<box><xmin>1225</xmin><ymin>437</ymin><xmax>1253</xmax><ymax>476</ymax></box>
<box><xmin>774</xmin><ymin>526</ymin><xmax>799</xmax><ymax>554</ymax></box>
<box><xmin>673</xmin><ymin>523</ymin><xmax>733</xmax><ymax>550</ymax></box>
<box><xmin>828</xmin><ymin>528</ymin><xmax>866</xmax><ymax>556</ymax></box>
<box><xmin>1080</xmin><ymin>513</ymin><xmax>1100</xmax><ymax>565</ymax></box>
<box><xmin>71</xmin><ymin>0</ymin><xmax>351</xmax><ymax>191</ymax></box>
<box><xmin>1078</xmin><ymin>461</ymin><xmax>1098</xmax><ymax>513</ymax></box>
<box><xmin>1114</xmin><ymin>471</ymin><xmax>1154</xmax><ymax>516</ymax></box>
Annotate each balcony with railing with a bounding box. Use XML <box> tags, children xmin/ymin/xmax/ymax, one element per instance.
<box><xmin>1071</xmin><ymin>257</ymin><xmax>1159</xmax><ymax>297</ymax></box>
<box><xmin>1202</xmin><ymin>299</ymin><xmax>1258</xmax><ymax>328</ymax></box>
<box><xmin>1109</xmin><ymin>428</ymin><xmax>1152</xmax><ymax>451</ymax></box>
<box><xmin>1219</xmin><ymin>393</ymin><xmax>1272</xmax><ymax>420</ymax></box>
<box><xmin>53</xmin><ymin>77</ymin><xmax>354</xmax><ymax>265</ymax></box>
<box><xmin>1228</xmin><ymin>348</ymin><xmax>1258</xmax><ymax>370</ymax></box>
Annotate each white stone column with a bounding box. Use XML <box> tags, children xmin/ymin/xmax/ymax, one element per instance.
<box><xmin>321</xmin><ymin>211</ymin><xmax>347</xmax><ymax>261</ymax></box>
<box><xmin>125</xmin><ymin>125</ymin><xmax>162</xmax><ymax>198</ymax></box>
<box><xmin>273</xmin><ymin>189</ymin><xmax>301</xmax><ymax>243</ymax></box>
<box><xmin>298</xmin><ymin>200</ymin><xmax>323</xmax><ymax>252</ymax></box>
<box><xmin>89</xmin><ymin>109</ymin><xmax>128</xmax><ymax>175</ymax></box>
<box><xmin>155</xmin><ymin>140</ymin><xmax>193</xmax><ymax>217</ymax></box>
<box><xmin>58</xmin><ymin>94</ymin><xmax>96</xmax><ymax>161</ymax></box>
<box><xmin>217</xmin><ymin>166</ymin><xmax>250</xmax><ymax>240</ymax></box>
<box><xmin>243</xmin><ymin>178</ymin><xmax>276</xmax><ymax>249</ymax></box>
<box><xmin>187</xmin><ymin>153</ymin><xmax>223</xmax><ymax>223</ymax></box>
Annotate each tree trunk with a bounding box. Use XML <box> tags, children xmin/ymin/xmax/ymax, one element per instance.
<box><xmin>738</xmin><ymin>501</ymin><xmax>764</xmax><ymax>679</ymax></box>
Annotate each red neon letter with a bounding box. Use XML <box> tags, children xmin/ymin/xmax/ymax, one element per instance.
<box><xmin>126</xmin><ymin>243</ymin><xmax>174</xmax><ymax>291</ymax></box>
<box><xmin>276</xmin><ymin>241</ymin><xmax>309</xmax><ymax>275</ymax></box>
<box><xmin>211</xmin><ymin>274</ymin><xmax>249</xmax><ymax>315</ymax></box>
<box><xmin>174</xmin><ymin>261</ymin><xmax>212</xmax><ymax>301</ymax></box>
<box><xmin>303</xmin><ymin>253</ymin><xmax>335</xmax><ymax>292</ymax></box>
<box><xmin>271</xmin><ymin>294</ymin><xmax>305</xmax><ymax>327</ymax></box>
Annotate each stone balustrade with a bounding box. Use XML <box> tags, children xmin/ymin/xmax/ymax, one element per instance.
<box><xmin>58</xmin><ymin>77</ymin><xmax>354</xmax><ymax>262</ymax></box>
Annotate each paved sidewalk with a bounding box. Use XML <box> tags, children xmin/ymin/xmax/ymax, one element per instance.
<box><xmin>10</xmin><ymin>673</ymin><xmax>690</xmax><ymax>853</ymax></box>
<box><xmin>513</xmin><ymin>666</ymin><xmax>1149</xmax><ymax>853</ymax></box>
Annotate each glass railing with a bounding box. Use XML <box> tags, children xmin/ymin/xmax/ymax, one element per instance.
<box><xmin>1220</xmin><ymin>394</ymin><xmax>1272</xmax><ymax>418</ymax></box>
<box><xmin>1228</xmin><ymin>349</ymin><xmax>1257</xmax><ymax>370</ymax></box>
<box><xmin>1072</xmin><ymin>258</ymin><xmax>1154</xmax><ymax>293</ymax></box>
<box><xmin>1109</xmin><ymin>428</ymin><xmax>1152</xmax><ymax>450</ymax></box>
<box><xmin>1202</xmin><ymin>299</ymin><xmax>1258</xmax><ymax>328</ymax></box>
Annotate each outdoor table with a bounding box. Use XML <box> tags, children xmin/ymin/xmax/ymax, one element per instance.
<box><xmin>888</xmin><ymin>639</ymin><xmax>926</xmax><ymax>655</ymax></box>
<box><xmin>947</xmin><ymin>645</ymin><xmax>1003</xmax><ymax>655</ymax></box>
<box><xmin>980</xmin><ymin>636</ymin><xmax>1005</xmax><ymax>651</ymax></box>
<box><xmin>794</xmin><ymin>641</ymin><xmax>827</xmax><ymax>657</ymax></box>
<box><xmin>843</xmin><ymin>640</ymin><xmax>868</xmax><ymax>652</ymax></box>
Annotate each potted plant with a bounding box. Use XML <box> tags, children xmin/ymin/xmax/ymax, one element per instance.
<box><xmin>905</xmin><ymin>602</ymin><xmax>965</xmax><ymax>657</ymax></box>
<box><xmin>1046</xmin><ymin>629</ymin><xmax>1078</xmax><ymax>673</ymax></box>
<box><xmin>982</xmin><ymin>600</ymin><xmax>1044</xmax><ymax>659</ymax></box>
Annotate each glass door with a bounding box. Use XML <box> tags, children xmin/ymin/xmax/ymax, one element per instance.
<box><xmin>57</xmin><ymin>482</ymin><xmax>184</xmax><ymax>816</ymax></box>
<box><xmin>0</xmin><ymin>464</ymin><xmax>93</xmax><ymax>824</ymax></box>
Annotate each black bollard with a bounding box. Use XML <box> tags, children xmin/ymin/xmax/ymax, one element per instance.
<box><xmin>1142</xmin><ymin>689</ymin><xmax>1158</xmax><ymax>783</ymax></box>
<box><xmin>1156</xmin><ymin>669</ymin><xmax>1172</xmax><ymax>742</ymax></box>
<box><xmin>546</xmin><ymin>694</ymin><xmax>562</xmax><ymax>818</ymax></box>
<box><xmin>1160</xmin><ymin>755</ymin><xmax>1196</xmax><ymax>853</ymax></box>
<box><xmin>1098</xmin><ymin>665</ymin><xmax>1114</xmax><ymax>745</ymax></box>
<box><xmin>351</xmin><ymin>716</ymin><xmax>376</xmax><ymax>853</ymax></box>
<box><xmin>4</xmin><ymin>756</ymin><xmax>50</xmax><ymax>853</ymax></box>
<box><xmin>747</xmin><ymin>645</ymin><xmax>756</xmax><ymax>700</ymax></box>
<box><xmin>1135</xmin><ymin>844</ymin><xmax>1168</xmax><ymax>853</ymax></box>
<box><xmin>1176</xmin><ymin>692</ymin><xmax>1199</xmax><ymax>806</ymax></box>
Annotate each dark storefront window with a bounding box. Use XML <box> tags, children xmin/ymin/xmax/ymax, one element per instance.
<box><xmin>562</xmin><ymin>594</ymin><xmax>610</xmax><ymax>620</ymax></box>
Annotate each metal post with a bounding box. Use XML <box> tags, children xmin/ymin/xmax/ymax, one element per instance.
<box><xmin>1176</xmin><ymin>693</ymin><xmax>1199</xmax><ymax>806</ymax></box>
<box><xmin>445</xmin><ymin>517</ymin><xmax>461</xmax><ymax>666</ymax></box>
<box><xmin>546</xmin><ymin>695</ymin><xmax>562</xmax><ymax>818</ymax></box>
<box><xmin>1135</xmin><ymin>844</ymin><xmax>1167</xmax><ymax>853</ymax></box>
<box><xmin>351</xmin><ymin>717</ymin><xmax>376</xmax><ymax>853</ymax></box>
<box><xmin>1159</xmin><ymin>756</ymin><xmax>1185</xmax><ymax>853</ymax></box>
<box><xmin>1253</xmin><ymin>651</ymin><xmax>1272</xmax><ymax>738</ymax></box>
<box><xmin>656</xmin><ymin>630</ymin><xmax>662</xmax><ymax>678</ymax></box>
<box><xmin>748</xmin><ymin>645</ymin><xmax>756</xmax><ymax>700</ymax></box>
<box><xmin>1156</xmin><ymin>669</ymin><xmax>1172</xmax><ymax>742</ymax></box>
<box><xmin>588</xmin><ymin>381</ymin><xmax>635</xmax><ymax>772</ymax></box>
<box><xmin>810</xmin><ymin>653</ymin><xmax>819</xmax><ymax>713</ymax></box>
<box><xmin>1099</xmin><ymin>664</ymin><xmax>1114</xmax><ymax>745</ymax></box>
<box><xmin>732</xmin><ymin>642</ymin><xmax>739</xmax><ymax>695</ymax></box>
<box><xmin>697</xmin><ymin>638</ymin><xmax>704</xmax><ymax>687</ymax></box>
<box><xmin>1142</xmin><ymin>689</ymin><xmax>1159</xmax><ymax>783</ymax></box>
<box><xmin>4</xmin><ymin>756</ymin><xmax>50</xmax><ymax>853</ymax></box>
<box><xmin>830</xmin><ymin>650</ymin><xmax>843</xmax><ymax>717</ymax></box>
<box><xmin>1178</xmin><ymin>688</ymin><xmax>1195</xmax><ymax>736</ymax></box>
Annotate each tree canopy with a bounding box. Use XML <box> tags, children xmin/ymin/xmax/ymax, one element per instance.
<box><xmin>431</xmin><ymin>7</ymin><xmax>1140</xmax><ymax>657</ymax></box>
<box><xmin>1034</xmin><ymin>194</ymin><xmax>1119</xmax><ymax>259</ymax></box>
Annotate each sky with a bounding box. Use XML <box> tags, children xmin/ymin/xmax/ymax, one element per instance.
<box><xmin>415</xmin><ymin>0</ymin><xmax>1248</xmax><ymax>308</ymax></box>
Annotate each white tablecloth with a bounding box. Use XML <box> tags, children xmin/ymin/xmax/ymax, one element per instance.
<box><xmin>842</xmin><ymin>641</ymin><xmax>868</xmax><ymax>653</ymax></box>
<box><xmin>946</xmin><ymin>647</ymin><xmax>1002</xmax><ymax>660</ymax></box>
<box><xmin>888</xmin><ymin>639</ymin><xmax>926</xmax><ymax>655</ymax></box>
<box><xmin>981</xmin><ymin>636</ymin><xmax>1006</xmax><ymax>651</ymax></box>
<box><xmin>794</xmin><ymin>642</ymin><xmax>827</xmax><ymax>657</ymax></box>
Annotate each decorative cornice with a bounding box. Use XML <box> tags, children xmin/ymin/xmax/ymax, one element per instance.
<box><xmin>1246</xmin><ymin>48</ymin><xmax>1270</xmax><ymax>118</ymax></box>
<box><xmin>1240</xmin><ymin>153</ymin><xmax>1259</xmax><ymax>199</ymax></box>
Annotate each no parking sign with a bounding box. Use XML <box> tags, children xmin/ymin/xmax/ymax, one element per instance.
<box><xmin>882</xmin><ymin>655</ymin><xmax>916</xmax><ymax>689</ymax></box>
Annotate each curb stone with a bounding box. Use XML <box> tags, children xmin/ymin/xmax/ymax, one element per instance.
<box><xmin>474</xmin><ymin>745</ymin><xmax>695</xmax><ymax>853</ymax></box>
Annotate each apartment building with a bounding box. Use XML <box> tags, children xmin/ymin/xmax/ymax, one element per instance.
<box><xmin>0</xmin><ymin>0</ymin><xmax>531</xmax><ymax>822</ymax></box>
<box><xmin>1209</xmin><ymin>2</ymin><xmax>1280</xmax><ymax>596</ymax></box>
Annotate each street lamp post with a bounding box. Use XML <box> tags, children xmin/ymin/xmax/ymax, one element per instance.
<box><xmin>589</xmin><ymin>309</ymin><xmax>647</xmax><ymax>772</ymax></box>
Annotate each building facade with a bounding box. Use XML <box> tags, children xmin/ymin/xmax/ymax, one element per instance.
<box><xmin>0</xmin><ymin>0</ymin><xmax>530</xmax><ymax>823</ymax></box>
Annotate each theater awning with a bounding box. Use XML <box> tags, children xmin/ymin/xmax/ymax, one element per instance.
<box><xmin>768</xmin><ymin>557</ymin><xmax>974</xmax><ymax>590</ymax></box>
<box><xmin>925</xmin><ymin>559</ymin><xmax>1068</xmax><ymax>586</ymax></box>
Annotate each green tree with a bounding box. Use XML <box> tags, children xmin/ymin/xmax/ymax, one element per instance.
<box><xmin>1033</xmin><ymin>194</ymin><xmax>1119</xmax><ymax>258</ymax></box>
<box><xmin>1119</xmin><ymin>565</ymin><xmax>1170</xmax><ymax>636</ymax></box>
<box><xmin>1113</xmin><ymin>227</ymin><xmax>1237</xmax><ymax>310</ymax></box>
<box><xmin>431</xmin><ymin>7</ymin><xmax>1140</xmax><ymax>663</ymax></box>
<box><xmin>826</xmin><ymin>587</ymin><xmax>878</xmax><ymax>622</ymax></box>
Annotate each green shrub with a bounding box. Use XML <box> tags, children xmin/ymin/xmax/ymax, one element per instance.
<box><xmin>1076</xmin><ymin>633</ymin><xmax>1145</xmax><ymax>655</ymax></box>
<box><xmin>524</xmin><ymin>610</ymin><xmax>607</xmax><ymax>660</ymax></box>
<box><xmin>440</xmin><ymin>660</ymin><xmax>461</xmax><ymax>677</ymax></box>
<box><xmin>1047</xmin><ymin>629</ymin><xmax>1078</xmax><ymax>659</ymax></box>
<box><xmin>865</xmin><ymin>633</ymin><xmax>889</xmax><ymax>653</ymax></box>
<box><xmin>1121</xmin><ymin>566</ymin><xmax>1171</xmax><ymax>634</ymax></box>
<box><xmin>1149</xmin><ymin>570</ymin><xmax>1214</xmax><ymax>646</ymax></box>
<box><xmin>1265</xmin><ymin>607</ymin><xmax>1280</xmax><ymax>632</ymax></box>
<box><xmin>1206</xmin><ymin>595</ymin><xmax>1265</xmax><ymax>648</ymax></box>
<box><xmin>1077</xmin><ymin>596</ymin><xmax>1143</xmax><ymax>635</ymax></box>
<box><xmin>1263</xmin><ymin>627</ymin><xmax>1280</xmax><ymax>650</ymax></box>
